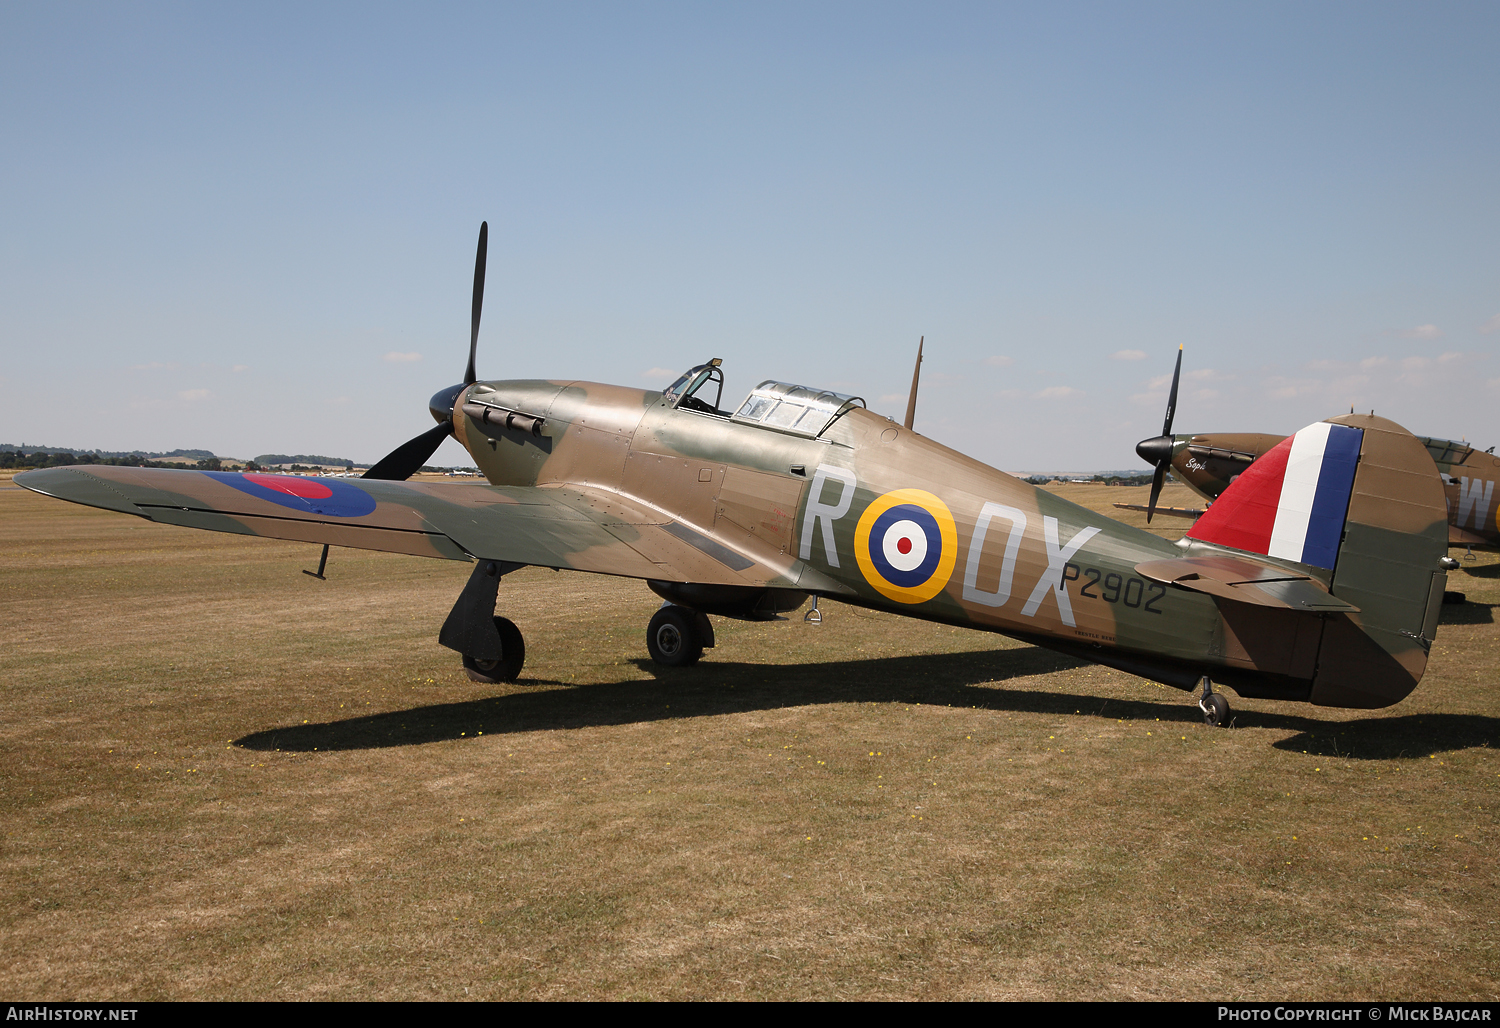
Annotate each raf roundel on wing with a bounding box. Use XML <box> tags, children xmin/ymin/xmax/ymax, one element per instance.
<box><xmin>854</xmin><ymin>488</ymin><xmax>959</xmax><ymax>604</ymax></box>
<box><xmin>204</xmin><ymin>471</ymin><xmax>378</xmax><ymax>518</ymax></box>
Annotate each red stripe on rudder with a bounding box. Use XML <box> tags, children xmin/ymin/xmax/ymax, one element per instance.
<box><xmin>1186</xmin><ymin>436</ymin><xmax>1293</xmax><ymax>554</ymax></box>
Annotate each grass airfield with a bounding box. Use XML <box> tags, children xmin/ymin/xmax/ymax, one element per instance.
<box><xmin>1</xmin><ymin>475</ymin><xmax>1496</xmax><ymax>1001</ymax></box>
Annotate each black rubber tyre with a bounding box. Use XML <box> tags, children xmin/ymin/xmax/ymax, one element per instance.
<box><xmin>1201</xmin><ymin>691</ymin><xmax>1230</xmax><ymax>727</ymax></box>
<box><xmin>646</xmin><ymin>606</ymin><xmax>703</xmax><ymax>667</ymax></box>
<box><xmin>462</xmin><ymin>616</ymin><xmax>526</xmax><ymax>684</ymax></box>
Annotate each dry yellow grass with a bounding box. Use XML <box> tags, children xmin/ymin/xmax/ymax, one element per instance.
<box><xmin>0</xmin><ymin>478</ymin><xmax>1495</xmax><ymax>1000</ymax></box>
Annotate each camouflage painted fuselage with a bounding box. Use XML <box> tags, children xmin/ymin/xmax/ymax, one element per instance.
<box><xmin>458</xmin><ymin>381</ymin><xmax>1443</xmax><ymax>707</ymax></box>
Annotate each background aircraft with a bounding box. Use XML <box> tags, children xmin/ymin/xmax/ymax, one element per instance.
<box><xmin>1126</xmin><ymin>352</ymin><xmax>1500</xmax><ymax>553</ymax></box>
<box><xmin>15</xmin><ymin>227</ymin><xmax>1455</xmax><ymax>727</ymax></box>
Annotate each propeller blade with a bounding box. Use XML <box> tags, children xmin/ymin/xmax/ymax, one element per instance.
<box><xmin>362</xmin><ymin>422</ymin><xmax>454</xmax><ymax>481</ymax></box>
<box><xmin>1146</xmin><ymin>460</ymin><xmax>1167</xmax><ymax>524</ymax></box>
<box><xmin>1141</xmin><ymin>345</ymin><xmax>1184</xmax><ymax>524</ymax></box>
<box><xmin>464</xmin><ymin>221</ymin><xmax>488</xmax><ymax>386</ymax></box>
<box><xmin>1161</xmin><ymin>343</ymin><xmax>1182</xmax><ymax>438</ymax></box>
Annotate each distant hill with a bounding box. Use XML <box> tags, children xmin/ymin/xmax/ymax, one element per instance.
<box><xmin>254</xmin><ymin>454</ymin><xmax>353</xmax><ymax>469</ymax></box>
<box><xmin>1</xmin><ymin>443</ymin><xmax>217</xmax><ymax>460</ymax></box>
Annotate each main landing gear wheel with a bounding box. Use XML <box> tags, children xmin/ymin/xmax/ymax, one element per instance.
<box><xmin>462</xmin><ymin>616</ymin><xmax>525</xmax><ymax>684</ymax></box>
<box><xmin>647</xmin><ymin>606</ymin><xmax>703</xmax><ymax>667</ymax></box>
<box><xmin>1200</xmin><ymin>691</ymin><xmax>1230</xmax><ymax>728</ymax></box>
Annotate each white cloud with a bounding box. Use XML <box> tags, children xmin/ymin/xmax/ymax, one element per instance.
<box><xmin>1264</xmin><ymin>376</ymin><xmax>1322</xmax><ymax>400</ymax></box>
<box><xmin>130</xmin><ymin>361</ymin><xmax>178</xmax><ymax>371</ymax></box>
<box><xmin>382</xmin><ymin>351</ymin><xmax>422</xmax><ymax>363</ymax></box>
<box><xmin>1480</xmin><ymin>314</ymin><xmax>1500</xmax><ymax>334</ymax></box>
<box><xmin>879</xmin><ymin>393</ymin><xmax>904</xmax><ymax>403</ymax></box>
<box><xmin>1037</xmin><ymin>385</ymin><xmax>1081</xmax><ymax>399</ymax></box>
<box><xmin>1402</xmin><ymin>324</ymin><xmax>1442</xmax><ymax>339</ymax></box>
<box><xmin>1359</xmin><ymin>356</ymin><xmax>1389</xmax><ymax>370</ymax></box>
<box><xmin>178</xmin><ymin>388</ymin><xmax>211</xmax><ymax>401</ymax></box>
<box><xmin>984</xmin><ymin>355</ymin><xmax>1014</xmax><ymax>367</ymax></box>
<box><xmin>1111</xmin><ymin>349</ymin><xmax>1147</xmax><ymax>361</ymax></box>
<box><xmin>231</xmin><ymin>364</ymin><xmax>249</xmax><ymax>373</ymax></box>
<box><xmin>642</xmin><ymin>367</ymin><xmax>677</xmax><ymax>379</ymax></box>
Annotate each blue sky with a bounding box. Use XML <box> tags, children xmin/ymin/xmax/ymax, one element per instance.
<box><xmin>2</xmin><ymin>2</ymin><xmax>1497</xmax><ymax>470</ymax></box>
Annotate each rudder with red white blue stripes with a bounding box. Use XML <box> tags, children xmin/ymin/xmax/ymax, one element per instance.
<box><xmin>1187</xmin><ymin>421</ymin><xmax>1363</xmax><ymax>570</ymax></box>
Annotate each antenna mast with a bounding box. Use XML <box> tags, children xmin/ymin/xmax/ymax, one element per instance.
<box><xmin>903</xmin><ymin>336</ymin><xmax>924</xmax><ymax>430</ymax></box>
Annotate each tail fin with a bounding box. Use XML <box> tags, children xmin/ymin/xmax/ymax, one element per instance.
<box><xmin>1187</xmin><ymin>414</ymin><xmax>1448</xmax><ymax>708</ymax></box>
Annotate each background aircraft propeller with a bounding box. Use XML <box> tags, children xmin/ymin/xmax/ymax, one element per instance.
<box><xmin>1132</xmin><ymin>344</ymin><xmax>1183</xmax><ymax>524</ymax></box>
<box><xmin>362</xmin><ymin>222</ymin><xmax>488</xmax><ymax>482</ymax></box>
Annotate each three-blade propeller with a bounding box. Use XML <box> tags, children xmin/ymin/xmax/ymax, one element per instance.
<box><xmin>362</xmin><ymin>222</ymin><xmax>488</xmax><ymax>482</ymax></box>
<box><xmin>1133</xmin><ymin>344</ymin><xmax>1183</xmax><ymax>524</ymax></box>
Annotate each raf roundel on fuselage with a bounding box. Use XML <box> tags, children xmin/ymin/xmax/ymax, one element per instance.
<box><xmin>854</xmin><ymin>489</ymin><xmax>959</xmax><ymax>604</ymax></box>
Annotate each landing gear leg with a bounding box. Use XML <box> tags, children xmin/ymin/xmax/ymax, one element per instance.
<box><xmin>1198</xmin><ymin>676</ymin><xmax>1230</xmax><ymax>727</ymax></box>
<box><xmin>646</xmin><ymin>604</ymin><xmax>711</xmax><ymax>667</ymax></box>
<box><xmin>439</xmin><ymin>559</ymin><xmax>527</xmax><ymax>683</ymax></box>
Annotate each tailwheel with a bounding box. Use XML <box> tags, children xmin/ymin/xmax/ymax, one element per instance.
<box><xmin>646</xmin><ymin>605</ymin><xmax>704</xmax><ymax>667</ymax></box>
<box><xmin>1199</xmin><ymin>689</ymin><xmax>1230</xmax><ymax>728</ymax></box>
<box><xmin>462</xmin><ymin>616</ymin><xmax>526</xmax><ymax>683</ymax></box>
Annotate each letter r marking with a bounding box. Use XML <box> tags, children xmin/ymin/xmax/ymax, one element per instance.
<box><xmin>799</xmin><ymin>465</ymin><xmax>857</xmax><ymax>568</ymax></box>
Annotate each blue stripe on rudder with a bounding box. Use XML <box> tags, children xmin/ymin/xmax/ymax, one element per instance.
<box><xmin>1303</xmin><ymin>424</ymin><xmax>1363</xmax><ymax>568</ymax></box>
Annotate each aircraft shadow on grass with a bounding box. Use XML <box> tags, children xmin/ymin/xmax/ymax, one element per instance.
<box><xmin>234</xmin><ymin>644</ymin><xmax>1499</xmax><ymax>760</ymax></box>
<box><xmin>1439</xmin><ymin>600</ymin><xmax>1495</xmax><ymax>626</ymax></box>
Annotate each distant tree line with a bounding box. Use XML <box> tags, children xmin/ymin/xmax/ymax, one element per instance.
<box><xmin>0</xmin><ymin>451</ymin><xmax>189</xmax><ymax>471</ymax></box>
<box><xmin>254</xmin><ymin>454</ymin><xmax>353</xmax><ymax>468</ymax></box>
<box><xmin>1024</xmin><ymin>473</ymin><xmax>1162</xmax><ymax>486</ymax></box>
<box><xmin>1</xmin><ymin>444</ymin><xmax>216</xmax><ymax>460</ymax></box>
<box><xmin>1096</xmin><ymin>473</ymin><xmax>1160</xmax><ymax>486</ymax></box>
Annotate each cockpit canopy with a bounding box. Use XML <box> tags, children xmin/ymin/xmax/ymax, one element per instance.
<box><xmin>665</xmin><ymin>359</ymin><xmax>865</xmax><ymax>438</ymax></box>
<box><xmin>730</xmin><ymin>380</ymin><xmax>865</xmax><ymax>438</ymax></box>
<box><xmin>663</xmin><ymin>360</ymin><xmax>724</xmax><ymax>415</ymax></box>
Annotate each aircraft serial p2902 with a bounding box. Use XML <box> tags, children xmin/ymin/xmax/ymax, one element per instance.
<box><xmin>16</xmin><ymin>225</ymin><xmax>1456</xmax><ymax>727</ymax></box>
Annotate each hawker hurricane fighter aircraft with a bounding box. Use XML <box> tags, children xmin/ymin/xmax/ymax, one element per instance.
<box><xmin>16</xmin><ymin>226</ymin><xmax>1456</xmax><ymax>726</ymax></box>
<box><xmin>1126</xmin><ymin>350</ymin><xmax>1500</xmax><ymax>553</ymax></box>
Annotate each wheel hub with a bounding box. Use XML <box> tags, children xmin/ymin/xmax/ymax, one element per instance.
<box><xmin>657</xmin><ymin>625</ymin><xmax>682</xmax><ymax>655</ymax></box>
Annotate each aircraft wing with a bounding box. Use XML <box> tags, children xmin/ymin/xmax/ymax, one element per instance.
<box><xmin>13</xmin><ymin>466</ymin><xmax>815</xmax><ymax>590</ymax></box>
<box><xmin>1111</xmin><ymin>502</ymin><xmax>1204</xmax><ymax>519</ymax></box>
<box><xmin>1450</xmin><ymin>525</ymin><xmax>1489</xmax><ymax>547</ymax></box>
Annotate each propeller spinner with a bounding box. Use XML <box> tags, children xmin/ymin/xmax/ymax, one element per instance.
<box><xmin>1133</xmin><ymin>344</ymin><xmax>1183</xmax><ymax>524</ymax></box>
<box><xmin>362</xmin><ymin>223</ymin><xmax>488</xmax><ymax>482</ymax></box>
